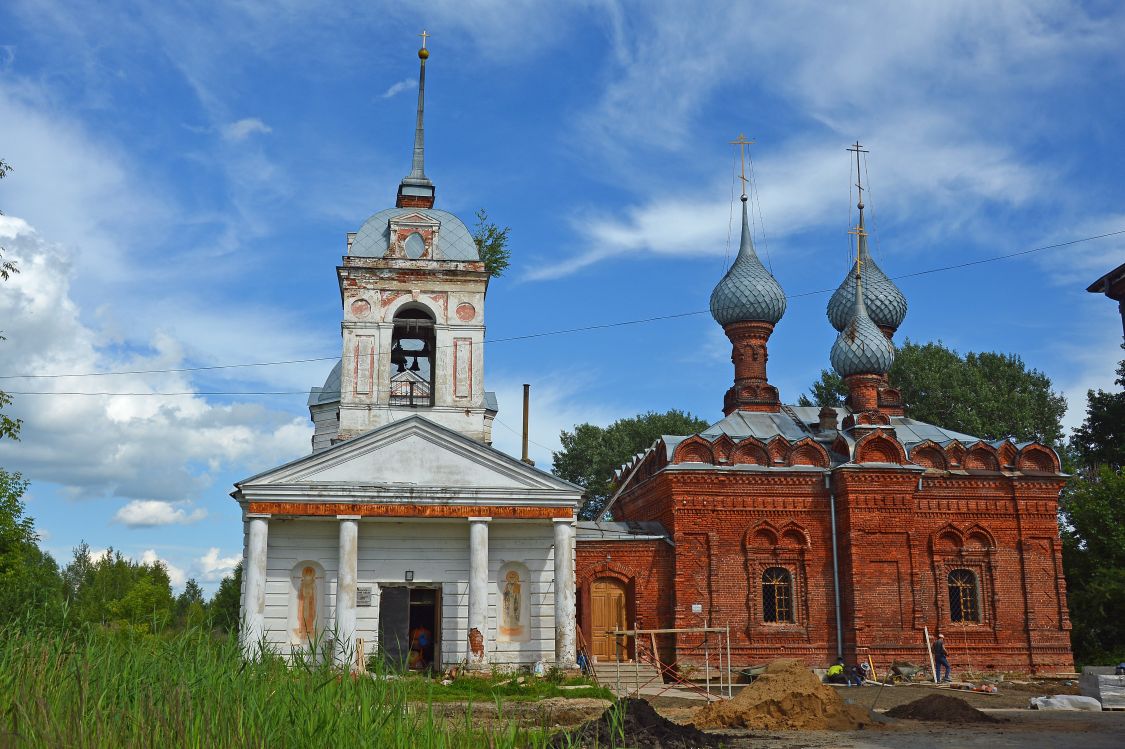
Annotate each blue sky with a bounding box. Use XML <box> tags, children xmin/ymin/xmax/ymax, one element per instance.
<box><xmin>0</xmin><ymin>1</ymin><xmax>1122</xmax><ymax>592</ymax></box>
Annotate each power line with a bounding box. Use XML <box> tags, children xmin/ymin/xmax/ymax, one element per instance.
<box><xmin>2</xmin><ymin>225</ymin><xmax>1123</xmax><ymax>390</ymax></box>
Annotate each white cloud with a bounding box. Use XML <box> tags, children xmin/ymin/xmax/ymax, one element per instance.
<box><xmin>221</xmin><ymin>117</ymin><xmax>272</xmax><ymax>142</ymax></box>
<box><xmin>113</xmin><ymin>500</ymin><xmax>207</xmax><ymax>528</ymax></box>
<box><xmin>0</xmin><ymin>217</ymin><xmax>312</xmax><ymax>502</ymax></box>
<box><xmin>382</xmin><ymin>78</ymin><xmax>415</xmax><ymax>98</ymax></box>
<box><xmin>141</xmin><ymin>549</ymin><xmax>187</xmax><ymax>589</ymax></box>
<box><xmin>198</xmin><ymin>547</ymin><xmax>241</xmax><ymax>582</ymax></box>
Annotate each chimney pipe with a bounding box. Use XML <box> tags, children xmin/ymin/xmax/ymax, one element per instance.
<box><xmin>521</xmin><ymin>384</ymin><xmax>534</xmax><ymax>465</ymax></box>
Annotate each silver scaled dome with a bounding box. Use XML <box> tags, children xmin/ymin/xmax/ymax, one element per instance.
<box><xmin>710</xmin><ymin>199</ymin><xmax>787</xmax><ymax>327</ymax></box>
<box><xmin>826</xmin><ymin>215</ymin><xmax>907</xmax><ymax>332</ymax></box>
<box><xmin>830</xmin><ymin>273</ymin><xmax>896</xmax><ymax>377</ymax></box>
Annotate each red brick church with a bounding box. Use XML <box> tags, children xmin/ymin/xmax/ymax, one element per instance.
<box><xmin>573</xmin><ymin>158</ymin><xmax>1072</xmax><ymax>675</ymax></box>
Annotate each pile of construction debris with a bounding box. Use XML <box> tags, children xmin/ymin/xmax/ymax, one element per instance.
<box><xmin>694</xmin><ymin>658</ymin><xmax>875</xmax><ymax>731</ymax></box>
<box><xmin>885</xmin><ymin>694</ymin><xmax>1001</xmax><ymax>723</ymax></box>
<box><xmin>549</xmin><ymin>698</ymin><xmax>723</xmax><ymax>749</ymax></box>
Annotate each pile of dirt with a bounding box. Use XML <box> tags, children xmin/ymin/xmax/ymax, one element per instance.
<box><xmin>885</xmin><ymin>694</ymin><xmax>1000</xmax><ymax>723</ymax></box>
<box><xmin>548</xmin><ymin>698</ymin><xmax>724</xmax><ymax>749</ymax></box>
<box><xmin>694</xmin><ymin>658</ymin><xmax>874</xmax><ymax>731</ymax></box>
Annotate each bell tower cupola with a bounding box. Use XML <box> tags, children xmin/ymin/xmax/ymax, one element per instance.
<box><xmin>308</xmin><ymin>33</ymin><xmax>497</xmax><ymax>450</ymax></box>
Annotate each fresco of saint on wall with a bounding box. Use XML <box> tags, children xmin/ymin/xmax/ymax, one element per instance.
<box><xmin>498</xmin><ymin>563</ymin><xmax>529</xmax><ymax>641</ymax></box>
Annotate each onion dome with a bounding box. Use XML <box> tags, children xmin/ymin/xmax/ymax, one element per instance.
<box><xmin>710</xmin><ymin>198</ymin><xmax>787</xmax><ymax>326</ymax></box>
<box><xmin>826</xmin><ymin>213</ymin><xmax>907</xmax><ymax>332</ymax></box>
<box><xmin>831</xmin><ymin>272</ymin><xmax>896</xmax><ymax>377</ymax></box>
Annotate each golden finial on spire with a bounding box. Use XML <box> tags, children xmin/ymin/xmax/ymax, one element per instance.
<box><xmin>730</xmin><ymin>133</ymin><xmax>755</xmax><ymax>199</ymax></box>
<box><xmin>418</xmin><ymin>29</ymin><xmax>431</xmax><ymax>59</ymax></box>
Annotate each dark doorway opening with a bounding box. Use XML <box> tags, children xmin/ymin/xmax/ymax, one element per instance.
<box><xmin>379</xmin><ymin>586</ymin><xmax>440</xmax><ymax>671</ymax></box>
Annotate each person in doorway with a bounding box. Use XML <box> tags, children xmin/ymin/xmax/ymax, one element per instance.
<box><xmin>408</xmin><ymin>626</ymin><xmax>432</xmax><ymax>670</ymax></box>
<box><xmin>932</xmin><ymin>633</ymin><xmax>952</xmax><ymax>682</ymax></box>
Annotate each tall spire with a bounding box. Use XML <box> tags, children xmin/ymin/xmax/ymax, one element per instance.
<box><xmin>396</xmin><ymin>30</ymin><xmax>436</xmax><ymax>209</ymax></box>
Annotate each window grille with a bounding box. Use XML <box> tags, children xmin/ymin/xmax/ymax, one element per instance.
<box><xmin>948</xmin><ymin>569</ymin><xmax>980</xmax><ymax>623</ymax></box>
<box><xmin>762</xmin><ymin>567</ymin><xmax>794</xmax><ymax>623</ymax></box>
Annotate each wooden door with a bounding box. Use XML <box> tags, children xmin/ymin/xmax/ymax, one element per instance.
<box><xmin>590</xmin><ymin>578</ymin><xmax>629</xmax><ymax>662</ymax></box>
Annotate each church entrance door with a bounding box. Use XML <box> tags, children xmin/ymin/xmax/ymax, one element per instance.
<box><xmin>590</xmin><ymin>578</ymin><xmax>629</xmax><ymax>662</ymax></box>
<box><xmin>379</xmin><ymin>586</ymin><xmax>441</xmax><ymax>671</ymax></box>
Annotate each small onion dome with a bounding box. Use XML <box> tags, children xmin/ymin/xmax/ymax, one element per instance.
<box><xmin>831</xmin><ymin>275</ymin><xmax>896</xmax><ymax>377</ymax></box>
<box><xmin>826</xmin><ymin>215</ymin><xmax>907</xmax><ymax>332</ymax></box>
<box><xmin>710</xmin><ymin>199</ymin><xmax>787</xmax><ymax>327</ymax></box>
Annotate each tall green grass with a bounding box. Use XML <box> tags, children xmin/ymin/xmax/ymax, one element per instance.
<box><xmin>0</xmin><ymin>625</ymin><xmax>556</xmax><ymax>748</ymax></box>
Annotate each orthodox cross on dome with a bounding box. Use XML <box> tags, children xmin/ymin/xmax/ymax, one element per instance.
<box><xmin>419</xmin><ymin>29</ymin><xmax>430</xmax><ymax>49</ymax></box>
<box><xmin>730</xmin><ymin>133</ymin><xmax>755</xmax><ymax>200</ymax></box>
<box><xmin>846</xmin><ymin>140</ymin><xmax>870</xmax><ymax>277</ymax></box>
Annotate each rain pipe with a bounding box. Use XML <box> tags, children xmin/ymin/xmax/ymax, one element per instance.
<box><xmin>826</xmin><ymin>472</ymin><xmax>843</xmax><ymax>659</ymax></box>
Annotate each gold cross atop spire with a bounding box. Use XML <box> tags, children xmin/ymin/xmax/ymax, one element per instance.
<box><xmin>419</xmin><ymin>29</ymin><xmax>430</xmax><ymax>49</ymax></box>
<box><xmin>730</xmin><ymin>133</ymin><xmax>755</xmax><ymax>198</ymax></box>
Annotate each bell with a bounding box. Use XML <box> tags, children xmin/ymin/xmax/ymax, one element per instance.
<box><xmin>409</xmin><ymin>356</ymin><xmax>421</xmax><ymax>373</ymax></box>
<box><xmin>418</xmin><ymin>340</ymin><xmax>433</xmax><ymax>359</ymax></box>
<box><xmin>391</xmin><ymin>341</ymin><xmax>407</xmax><ymax>373</ymax></box>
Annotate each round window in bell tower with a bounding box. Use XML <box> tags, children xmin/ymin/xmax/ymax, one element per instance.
<box><xmin>404</xmin><ymin>231</ymin><xmax>426</xmax><ymax>259</ymax></box>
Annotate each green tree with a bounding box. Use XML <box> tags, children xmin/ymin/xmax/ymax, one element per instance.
<box><xmin>1062</xmin><ymin>350</ymin><xmax>1125</xmax><ymax>664</ymax></box>
<box><xmin>176</xmin><ymin>578</ymin><xmax>207</xmax><ymax>627</ymax></box>
<box><xmin>0</xmin><ymin>158</ymin><xmax>16</xmax><ymax>278</ymax></box>
<box><xmin>797</xmin><ymin>340</ymin><xmax>1066</xmax><ymax>444</ymax></box>
<box><xmin>471</xmin><ymin>209</ymin><xmax>511</xmax><ymax>277</ymax></box>
<box><xmin>554</xmin><ymin>410</ymin><xmax>711</xmax><ymax>520</ymax></box>
<box><xmin>0</xmin><ymin>470</ymin><xmax>64</xmax><ymax>625</ymax></box>
<box><xmin>1070</xmin><ymin>349</ymin><xmax>1125</xmax><ymax>471</ymax></box>
<box><xmin>63</xmin><ymin>544</ymin><xmax>174</xmax><ymax>629</ymax></box>
<box><xmin>209</xmin><ymin>561</ymin><xmax>243</xmax><ymax>634</ymax></box>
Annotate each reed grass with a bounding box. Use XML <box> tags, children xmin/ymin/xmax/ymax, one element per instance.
<box><xmin>0</xmin><ymin>625</ymin><xmax>556</xmax><ymax>748</ymax></box>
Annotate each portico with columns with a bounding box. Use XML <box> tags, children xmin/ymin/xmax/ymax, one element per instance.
<box><xmin>232</xmin><ymin>35</ymin><xmax>581</xmax><ymax>670</ymax></box>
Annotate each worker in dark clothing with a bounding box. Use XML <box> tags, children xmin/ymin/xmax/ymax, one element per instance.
<box><xmin>932</xmin><ymin>633</ymin><xmax>951</xmax><ymax>682</ymax></box>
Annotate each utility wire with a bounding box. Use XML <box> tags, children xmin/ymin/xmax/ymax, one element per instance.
<box><xmin>3</xmin><ymin>225</ymin><xmax>1124</xmax><ymax>391</ymax></box>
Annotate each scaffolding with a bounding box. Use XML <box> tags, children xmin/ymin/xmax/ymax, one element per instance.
<box><xmin>606</xmin><ymin>626</ymin><xmax>733</xmax><ymax>701</ymax></box>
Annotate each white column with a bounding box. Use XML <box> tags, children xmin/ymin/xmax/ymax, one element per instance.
<box><xmin>553</xmin><ymin>517</ymin><xmax>577</xmax><ymax>667</ymax></box>
<box><xmin>467</xmin><ymin>517</ymin><xmax>491</xmax><ymax>668</ymax></box>
<box><xmin>335</xmin><ymin>516</ymin><xmax>359</xmax><ymax>668</ymax></box>
<box><xmin>243</xmin><ymin>514</ymin><xmax>269</xmax><ymax>659</ymax></box>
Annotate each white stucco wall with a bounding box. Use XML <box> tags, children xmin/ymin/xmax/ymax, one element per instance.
<box><xmin>255</xmin><ymin>518</ymin><xmax>557</xmax><ymax>666</ymax></box>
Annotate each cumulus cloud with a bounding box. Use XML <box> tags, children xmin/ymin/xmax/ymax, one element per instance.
<box><xmin>0</xmin><ymin>217</ymin><xmax>311</xmax><ymax>502</ymax></box>
<box><xmin>198</xmin><ymin>547</ymin><xmax>241</xmax><ymax>581</ymax></box>
<box><xmin>113</xmin><ymin>500</ymin><xmax>207</xmax><ymax>528</ymax></box>
<box><xmin>381</xmin><ymin>78</ymin><xmax>415</xmax><ymax>98</ymax></box>
<box><xmin>141</xmin><ymin>549</ymin><xmax>187</xmax><ymax>588</ymax></box>
<box><xmin>221</xmin><ymin>117</ymin><xmax>272</xmax><ymax>141</ymax></box>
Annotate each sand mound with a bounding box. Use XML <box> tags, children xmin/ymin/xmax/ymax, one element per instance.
<box><xmin>885</xmin><ymin>694</ymin><xmax>1000</xmax><ymax>723</ymax></box>
<box><xmin>694</xmin><ymin>658</ymin><xmax>874</xmax><ymax>731</ymax></box>
<box><xmin>549</xmin><ymin>698</ymin><xmax>724</xmax><ymax>749</ymax></box>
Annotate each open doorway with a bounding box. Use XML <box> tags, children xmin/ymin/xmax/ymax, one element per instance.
<box><xmin>379</xmin><ymin>586</ymin><xmax>441</xmax><ymax>671</ymax></box>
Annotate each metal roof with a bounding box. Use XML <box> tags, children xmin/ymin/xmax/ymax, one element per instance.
<box><xmin>484</xmin><ymin>391</ymin><xmax>498</xmax><ymax>413</ymax></box>
<box><xmin>694</xmin><ymin>406</ymin><xmax>982</xmax><ymax>453</ymax></box>
<box><xmin>575</xmin><ymin>520</ymin><xmax>669</xmax><ymax>542</ymax></box>
<box><xmin>308</xmin><ymin>360</ymin><xmax>342</xmax><ymax>406</ymax></box>
<box><xmin>349</xmin><ymin>208</ymin><xmax>479</xmax><ymax>261</ymax></box>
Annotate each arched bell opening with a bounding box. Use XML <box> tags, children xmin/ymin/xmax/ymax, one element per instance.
<box><xmin>390</xmin><ymin>307</ymin><xmax>435</xmax><ymax>407</ymax></box>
